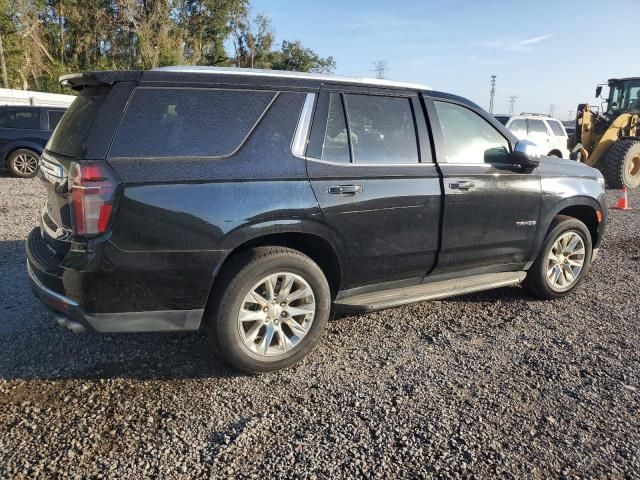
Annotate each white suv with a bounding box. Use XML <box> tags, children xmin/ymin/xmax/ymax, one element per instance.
<box><xmin>495</xmin><ymin>114</ymin><xmax>570</xmax><ymax>158</ymax></box>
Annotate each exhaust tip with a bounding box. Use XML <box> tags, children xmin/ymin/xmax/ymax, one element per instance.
<box><xmin>52</xmin><ymin>311</ymin><xmax>86</xmax><ymax>334</ymax></box>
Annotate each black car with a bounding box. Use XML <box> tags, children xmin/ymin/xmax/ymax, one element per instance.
<box><xmin>0</xmin><ymin>105</ymin><xmax>66</xmax><ymax>177</ymax></box>
<box><xmin>26</xmin><ymin>67</ymin><xmax>607</xmax><ymax>373</ymax></box>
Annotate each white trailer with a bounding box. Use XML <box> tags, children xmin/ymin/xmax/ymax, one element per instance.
<box><xmin>0</xmin><ymin>88</ymin><xmax>75</xmax><ymax>108</ymax></box>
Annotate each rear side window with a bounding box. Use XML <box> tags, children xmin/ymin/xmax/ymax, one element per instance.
<box><xmin>0</xmin><ymin>109</ymin><xmax>40</xmax><ymax>129</ymax></box>
<box><xmin>344</xmin><ymin>94</ymin><xmax>419</xmax><ymax>164</ymax></box>
<box><xmin>507</xmin><ymin>118</ymin><xmax>527</xmax><ymax>136</ymax></box>
<box><xmin>110</xmin><ymin>88</ymin><xmax>276</xmax><ymax>158</ymax></box>
<box><xmin>546</xmin><ymin>120</ymin><xmax>566</xmax><ymax>136</ymax></box>
<box><xmin>321</xmin><ymin>93</ymin><xmax>350</xmax><ymax>163</ymax></box>
<box><xmin>528</xmin><ymin>119</ymin><xmax>548</xmax><ymax>134</ymax></box>
<box><xmin>48</xmin><ymin>87</ymin><xmax>109</xmax><ymax>157</ymax></box>
<box><xmin>48</xmin><ymin>110</ymin><xmax>65</xmax><ymax>130</ymax></box>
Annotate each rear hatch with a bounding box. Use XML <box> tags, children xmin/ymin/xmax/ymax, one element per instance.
<box><xmin>38</xmin><ymin>73</ymin><xmax>139</xmax><ymax>256</ymax></box>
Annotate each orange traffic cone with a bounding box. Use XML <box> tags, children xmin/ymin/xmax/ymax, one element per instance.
<box><xmin>613</xmin><ymin>187</ymin><xmax>631</xmax><ymax>210</ymax></box>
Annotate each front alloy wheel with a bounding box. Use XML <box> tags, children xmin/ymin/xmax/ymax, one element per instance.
<box><xmin>523</xmin><ymin>215</ymin><xmax>593</xmax><ymax>300</ymax></box>
<box><xmin>546</xmin><ymin>231</ymin><xmax>586</xmax><ymax>292</ymax></box>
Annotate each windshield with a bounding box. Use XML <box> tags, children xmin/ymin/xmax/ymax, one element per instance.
<box><xmin>607</xmin><ymin>79</ymin><xmax>640</xmax><ymax>115</ymax></box>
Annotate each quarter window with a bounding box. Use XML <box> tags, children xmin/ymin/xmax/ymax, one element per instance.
<box><xmin>321</xmin><ymin>93</ymin><xmax>350</xmax><ymax>163</ymax></box>
<box><xmin>434</xmin><ymin>101</ymin><xmax>510</xmax><ymax>164</ymax></box>
<box><xmin>546</xmin><ymin>120</ymin><xmax>566</xmax><ymax>136</ymax></box>
<box><xmin>528</xmin><ymin>119</ymin><xmax>548</xmax><ymax>135</ymax></box>
<box><xmin>48</xmin><ymin>110</ymin><xmax>65</xmax><ymax>130</ymax></box>
<box><xmin>110</xmin><ymin>88</ymin><xmax>276</xmax><ymax>158</ymax></box>
<box><xmin>344</xmin><ymin>94</ymin><xmax>419</xmax><ymax>164</ymax></box>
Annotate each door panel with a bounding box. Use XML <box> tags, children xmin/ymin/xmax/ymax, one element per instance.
<box><xmin>309</xmin><ymin>164</ymin><xmax>442</xmax><ymax>287</ymax></box>
<box><xmin>435</xmin><ymin>163</ymin><xmax>541</xmax><ymax>273</ymax></box>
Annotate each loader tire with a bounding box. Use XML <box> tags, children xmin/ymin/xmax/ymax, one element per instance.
<box><xmin>604</xmin><ymin>139</ymin><xmax>640</xmax><ymax>189</ymax></box>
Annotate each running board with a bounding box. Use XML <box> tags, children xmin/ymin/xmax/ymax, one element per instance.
<box><xmin>334</xmin><ymin>271</ymin><xmax>527</xmax><ymax>313</ymax></box>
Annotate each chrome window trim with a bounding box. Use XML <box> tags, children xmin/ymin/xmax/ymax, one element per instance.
<box><xmin>291</xmin><ymin>93</ymin><xmax>316</xmax><ymax>158</ymax></box>
<box><xmin>305</xmin><ymin>156</ymin><xmax>438</xmax><ymax>167</ymax></box>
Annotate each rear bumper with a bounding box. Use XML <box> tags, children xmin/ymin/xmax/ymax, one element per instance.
<box><xmin>26</xmin><ymin>228</ymin><xmax>204</xmax><ymax>333</ymax></box>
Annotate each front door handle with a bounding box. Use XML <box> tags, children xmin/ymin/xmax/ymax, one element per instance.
<box><xmin>328</xmin><ymin>185</ymin><xmax>363</xmax><ymax>195</ymax></box>
<box><xmin>449</xmin><ymin>180</ymin><xmax>475</xmax><ymax>191</ymax></box>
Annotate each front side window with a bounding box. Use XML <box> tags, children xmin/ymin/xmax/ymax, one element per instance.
<box><xmin>321</xmin><ymin>93</ymin><xmax>350</xmax><ymax>163</ymax></box>
<box><xmin>528</xmin><ymin>119</ymin><xmax>548</xmax><ymax>135</ymax></box>
<box><xmin>546</xmin><ymin>120</ymin><xmax>566</xmax><ymax>136</ymax></box>
<box><xmin>110</xmin><ymin>88</ymin><xmax>276</xmax><ymax>158</ymax></box>
<box><xmin>508</xmin><ymin>118</ymin><xmax>527</xmax><ymax>137</ymax></box>
<box><xmin>344</xmin><ymin>94</ymin><xmax>419</xmax><ymax>164</ymax></box>
<box><xmin>434</xmin><ymin>101</ymin><xmax>510</xmax><ymax>164</ymax></box>
<box><xmin>0</xmin><ymin>109</ymin><xmax>40</xmax><ymax>129</ymax></box>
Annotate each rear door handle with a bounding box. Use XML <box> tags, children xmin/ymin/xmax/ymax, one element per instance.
<box><xmin>328</xmin><ymin>185</ymin><xmax>363</xmax><ymax>195</ymax></box>
<box><xmin>449</xmin><ymin>180</ymin><xmax>475</xmax><ymax>191</ymax></box>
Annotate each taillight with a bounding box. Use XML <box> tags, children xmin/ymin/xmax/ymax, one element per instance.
<box><xmin>69</xmin><ymin>162</ymin><xmax>118</xmax><ymax>237</ymax></box>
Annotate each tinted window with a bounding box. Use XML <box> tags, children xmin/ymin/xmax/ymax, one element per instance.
<box><xmin>494</xmin><ymin>115</ymin><xmax>510</xmax><ymax>125</ymax></box>
<box><xmin>110</xmin><ymin>88</ymin><xmax>276</xmax><ymax>158</ymax></box>
<box><xmin>48</xmin><ymin>86</ymin><xmax>109</xmax><ymax>157</ymax></box>
<box><xmin>0</xmin><ymin>109</ymin><xmax>40</xmax><ymax>129</ymax></box>
<box><xmin>344</xmin><ymin>94</ymin><xmax>418</xmax><ymax>164</ymax></box>
<box><xmin>48</xmin><ymin>110</ymin><xmax>65</xmax><ymax>130</ymax></box>
<box><xmin>546</xmin><ymin>120</ymin><xmax>566</xmax><ymax>136</ymax></box>
<box><xmin>528</xmin><ymin>119</ymin><xmax>548</xmax><ymax>135</ymax></box>
<box><xmin>322</xmin><ymin>93</ymin><xmax>350</xmax><ymax>163</ymax></box>
<box><xmin>434</xmin><ymin>101</ymin><xmax>510</xmax><ymax>164</ymax></box>
<box><xmin>508</xmin><ymin>118</ymin><xmax>527</xmax><ymax>136</ymax></box>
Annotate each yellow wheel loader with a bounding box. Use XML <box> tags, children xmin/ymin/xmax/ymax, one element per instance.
<box><xmin>569</xmin><ymin>77</ymin><xmax>640</xmax><ymax>188</ymax></box>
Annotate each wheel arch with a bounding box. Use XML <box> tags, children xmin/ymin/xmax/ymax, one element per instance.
<box><xmin>202</xmin><ymin>224</ymin><xmax>345</xmax><ymax>326</ymax></box>
<box><xmin>529</xmin><ymin>197</ymin><xmax>604</xmax><ymax>264</ymax></box>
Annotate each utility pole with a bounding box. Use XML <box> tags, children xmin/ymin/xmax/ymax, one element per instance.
<box><xmin>549</xmin><ymin>104</ymin><xmax>555</xmax><ymax>117</ymax></box>
<box><xmin>489</xmin><ymin>75</ymin><xmax>496</xmax><ymax>114</ymax></box>
<box><xmin>568</xmin><ymin>110</ymin><xmax>574</xmax><ymax>120</ymax></box>
<box><xmin>508</xmin><ymin>95</ymin><xmax>517</xmax><ymax>115</ymax></box>
<box><xmin>373</xmin><ymin>60</ymin><xmax>388</xmax><ymax>79</ymax></box>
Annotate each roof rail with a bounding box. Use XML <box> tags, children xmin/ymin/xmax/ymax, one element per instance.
<box><xmin>153</xmin><ymin>66</ymin><xmax>431</xmax><ymax>91</ymax></box>
<box><xmin>519</xmin><ymin>112</ymin><xmax>551</xmax><ymax>117</ymax></box>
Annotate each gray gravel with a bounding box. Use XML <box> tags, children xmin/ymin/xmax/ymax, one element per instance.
<box><xmin>0</xmin><ymin>173</ymin><xmax>638</xmax><ymax>479</ymax></box>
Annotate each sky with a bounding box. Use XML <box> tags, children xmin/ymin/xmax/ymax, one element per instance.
<box><xmin>252</xmin><ymin>0</ymin><xmax>640</xmax><ymax>121</ymax></box>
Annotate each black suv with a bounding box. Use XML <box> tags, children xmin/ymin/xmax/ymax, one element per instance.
<box><xmin>27</xmin><ymin>67</ymin><xmax>606</xmax><ymax>373</ymax></box>
<box><xmin>0</xmin><ymin>105</ymin><xmax>66</xmax><ymax>177</ymax></box>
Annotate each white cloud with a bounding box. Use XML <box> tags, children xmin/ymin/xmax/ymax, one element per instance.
<box><xmin>480</xmin><ymin>34</ymin><xmax>554</xmax><ymax>52</ymax></box>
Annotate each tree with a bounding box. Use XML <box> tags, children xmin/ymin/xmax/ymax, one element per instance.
<box><xmin>270</xmin><ymin>40</ymin><xmax>335</xmax><ymax>73</ymax></box>
<box><xmin>0</xmin><ymin>0</ymin><xmax>336</xmax><ymax>92</ymax></box>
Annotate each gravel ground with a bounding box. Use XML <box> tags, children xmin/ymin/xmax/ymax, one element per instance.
<box><xmin>0</xmin><ymin>173</ymin><xmax>638</xmax><ymax>479</ymax></box>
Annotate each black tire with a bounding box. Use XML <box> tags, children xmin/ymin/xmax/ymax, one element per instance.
<box><xmin>7</xmin><ymin>149</ymin><xmax>40</xmax><ymax>178</ymax></box>
<box><xmin>523</xmin><ymin>215</ymin><xmax>593</xmax><ymax>300</ymax></box>
<box><xmin>206</xmin><ymin>247</ymin><xmax>331</xmax><ymax>373</ymax></box>
<box><xmin>604</xmin><ymin>139</ymin><xmax>640</xmax><ymax>189</ymax></box>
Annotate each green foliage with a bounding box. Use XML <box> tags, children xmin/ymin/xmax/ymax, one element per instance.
<box><xmin>0</xmin><ymin>0</ymin><xmax>335</xmax><ymax>92</ymax></box>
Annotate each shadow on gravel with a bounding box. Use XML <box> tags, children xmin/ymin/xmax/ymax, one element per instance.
<box><xmin>0</xmin><ymin>239</ymin><xmax>241</xmax><ymax>381</ymax></box>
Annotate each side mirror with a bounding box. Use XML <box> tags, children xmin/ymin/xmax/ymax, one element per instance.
<box><xmin>595</xmin><ymin>85</ymin><xmax>603</xmax><ymax>98</ymax></box>
<box><xmin>512</xmin><ymin>140</ymin><xmax>540</xmax><ymax>168</ymax></box>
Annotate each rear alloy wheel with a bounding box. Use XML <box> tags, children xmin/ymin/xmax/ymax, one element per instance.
<box><xmin>8</xmin><ymin>149</ymin><xmax>40</xmax><ymax>178</ymax></box>
<box><xmin>523</xmin><ymin>215</ymin><xmax>592</xmax><ymax>299</ymax></box>
<box><xmin>604</xmin><ymin>139</ymin><xmax>640</xmax><ymax>189</ymax></box>
<box><xmin>207</xmin><ymin>247</ymin><xmax>331</xmax><ymax>373</ymax></box>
